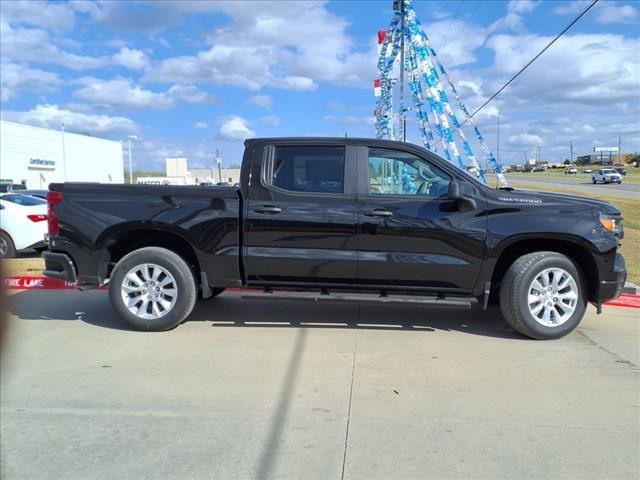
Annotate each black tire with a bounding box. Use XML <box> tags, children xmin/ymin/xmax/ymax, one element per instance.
<box><xmin>108</xmin><ymin>247</ymin><xmax>197</xmax><ymax>331</ymax></box>
<box><xmin>592</xmin><ymin>178</ymin><xmax>596</xmax><ymax>184</ymax></box>
<box><xmin>499</xmin><ymin>251</ymin><xmax>587</xmax><ymax>340</ymax></box>
<box><xmin>0</xmin><ymin>231</ymin><xmax>16</xmax><ymax>259</ymax></box>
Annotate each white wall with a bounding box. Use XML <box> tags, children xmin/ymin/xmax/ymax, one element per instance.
<box><xmin>0</xmin><ymin>120</ymin><xmax>124</xmax><ymax>189</ymax></box>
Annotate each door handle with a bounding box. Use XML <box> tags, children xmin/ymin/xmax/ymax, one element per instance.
<box><xmin>364</xmin><ymin>209</ymin><xmax>393</xmax><ymax>217</ymax></box>
<box><xmin>254</xmin><ymin>205</ymin><xmax>282</xmax><ymax>214</ymax></box>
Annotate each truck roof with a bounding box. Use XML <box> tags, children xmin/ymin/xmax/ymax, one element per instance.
<box><xmin>244</xmin><ymin>137</ymin><xmax>421</xmax><ymax>148</ymax></box>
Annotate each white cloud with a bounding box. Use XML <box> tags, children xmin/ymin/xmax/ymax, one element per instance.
<box><xmin>1</xmin><ymin>104</ymin><xmax>138</xmax><ymax>136</ymax></box>
<box><xmin>219</xmin><ymin>116</ymin><xmax>255</xmax><ymax>140</ymax></box>
<box><xmin>1</xmin><ymin>21</ymin><xmax>107</xmax><ymax>70</ymax></box>
<box><xmin>553</xmin><ymin>0</ymin><xmax>590</xmax><ymax>15</ymax></box>
<box><xmin>324</xmin><ymin>114</ymin><xmax>375</xmax><ymax>126</ymax></box>
<box><xmin>484</xmin><ymin>33</ymin><xmax>639</xmax><ymax>106</ymax></box>
<box><xmin>248</xmin><ymin>94</ymin><xmax>273</xmax><ymax>108</ymax></box>
<box><xmin>112</xmin><ymin>47</ymin><xmax>150</xmax><ymax>70</ymax></box>
<box><xmin>595</xmin><ymin>3</ymin><xmax>638</xmax><ymax>25</ymax></box>
<box><xmin>0</xmin><ymin>62</ymin><xmax>62</xmax><ymax>102</ymax></box>
<box><xmin>72</xmin><ymin>77</ymin><xmax>216</xmax><ymax>110</ymax></box>
<box><xmin>508</xmin><ymin>133</ymin><xmax>544</xmax><ymax>146</ymax></box>
<box><xmin>194</xmin><ymin>122</ymin><xmax>208</xmax><ymax>129</ymax></box>
<box><xmin>0</xmin><ymin>0</ymin><xmax>76</xmax><ymax>30</ymax></box>
<box><xmin>261</xmin><ymin>115</ymin><xmax>280</xmax><ymax>126</ymax></box>
<box><xmin>141</xmin><ymin>2</ymin><xmax>374</xmax><ymax>89</ymax></box>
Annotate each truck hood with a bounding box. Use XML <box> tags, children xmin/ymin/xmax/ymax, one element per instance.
<box><xmin>496</xmin><ymin>188</ymin><xmax>621</xmax><ymax>215</ymax></box>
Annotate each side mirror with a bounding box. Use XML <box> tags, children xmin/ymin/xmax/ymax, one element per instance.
<box><xmin>447</xmin><ymin>180</ymin><xmax>462</xmax><ymax>200</ymax></box>
<box><xmin>447</xmin><ymin>180</ymin><xmax>476</xmax><ymax>211</ymax></box>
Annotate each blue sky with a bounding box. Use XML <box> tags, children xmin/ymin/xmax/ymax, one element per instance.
<box><xmin>1</xmin><ymin>0</ymin><xmax>638</xmax><ymax>170</ymax></box>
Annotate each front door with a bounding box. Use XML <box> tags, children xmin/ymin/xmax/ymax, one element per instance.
<box><xmin>356</xmin><ymin>146</ymin><xmax>486</xmax><ymax>292</ymax></box>
<box><xmin>244</xmin><ymin>142</ymin><xmax>358</xmax><ymax>285</ymax></box>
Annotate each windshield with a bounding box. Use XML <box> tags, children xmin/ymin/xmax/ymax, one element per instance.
<box><xmin>601</xmin><ymin>169</ymin><xmax>616</xmax><ymax>174</ymax></box>
<box><xmin>0</xmin><ymin>194</ymin><xmax>46</xmax><ymax>206</ymax></box>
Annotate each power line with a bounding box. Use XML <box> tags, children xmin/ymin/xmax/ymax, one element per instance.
<box><xmin>436</xmin><ymin>0</ymin><xmax>466</xmax><ymax>52</ymax></box>
<box><xmin>441</xmin><ymin>0</ymin><xmax>481</xmax><ymax>57</ymax></box>
<box><xmin>461</xmin><ymin>0</ymin><xmax>599</xmax><ymax>124</ymax></box>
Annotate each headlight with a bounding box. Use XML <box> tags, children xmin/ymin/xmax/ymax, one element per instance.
<box><xmin>599</xmin><ymin>213</ymin><xmax>617</xmax><ymax>232</ymax></box>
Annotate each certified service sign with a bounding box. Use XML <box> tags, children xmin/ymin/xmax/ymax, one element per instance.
<box><xmin>28</xmin><ymin>158</ymin><xmax>56</xmax><ymax>170</ymax></box>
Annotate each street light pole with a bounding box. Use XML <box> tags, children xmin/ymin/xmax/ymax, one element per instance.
<box><xmin>128</xmin><ymin>138</ymin><xmax>133</xmax><ymax>184</ymax></box>
<box><xmin>216</xmin><ymin>148</ymin><xmax>222</xmax><ymax>183</ymax></box>
<box><xmin>127</xmin><ymin>135</ymin><xmax>138</xmax><ymax>184</ymax></box>
<box><xmin>61</xmin><ymin>122</ymin><xmax>67</xmax><ymax>182</ymax></box>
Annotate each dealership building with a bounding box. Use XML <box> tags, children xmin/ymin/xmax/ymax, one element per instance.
<box><xmin>0</xmin><ymin>120</ymin><xmax>124</xmax><ymax>189</ymax></box>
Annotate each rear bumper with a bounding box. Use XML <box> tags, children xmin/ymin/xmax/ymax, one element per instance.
<box><xmin>42</xmin><ymin>251</ymin><xmax>77</xmax><ymax>283</ymax></box>
<box><xmin>598</xmin><ymin>253</ymin><xmax>626</xmax><ymax>302</ymax></box>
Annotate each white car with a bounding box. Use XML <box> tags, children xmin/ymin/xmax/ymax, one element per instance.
<box><xmin>592</xmin><ymin>168</ymin><xmax>623</xmax><ymax>184</ymax></box>
<box><xmin>564</xmin><ymin>167</ymin><xmax>577</xmax><ymax>174</ymax></box>
<box><xmin>0</xmin><ymin>194</ymin><xmax>48</xmax><ymax>258</ymax></box>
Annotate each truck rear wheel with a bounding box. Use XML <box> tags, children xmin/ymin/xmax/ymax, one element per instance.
<box><xmin>499</xmin><ymin>251</ymin><xmax>586</xmax><ymax>340</ymax></box>
<box><xmin>109</xmin><ymin>247</ymin><xmax>197</xmax><ymax>331</ymax></box>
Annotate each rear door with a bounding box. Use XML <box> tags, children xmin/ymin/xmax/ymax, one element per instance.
<box><xmin>244</xmin><ymin>141</ymin><xmax>358</xmax><ymax>285</ymax></box>
<box><xmin>355</xmin><ymin>145</ymin><xmax>487</xmax><ymax>292</ymax></box>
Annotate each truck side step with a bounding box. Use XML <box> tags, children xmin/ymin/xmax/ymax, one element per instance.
<box><xmin>241</xmin><ymin>289</ymin><xmax>478</xmax><ymax>308</ymax></box>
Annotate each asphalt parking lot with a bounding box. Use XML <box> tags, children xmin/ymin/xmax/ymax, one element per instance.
<box><xmin>1</xmin><ymin>290</ymin><xmax>639</xmax><ymax>480</ymax></box>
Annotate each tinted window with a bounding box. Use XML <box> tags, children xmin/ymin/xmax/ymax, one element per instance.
<box><xmin>0</xmin><ymin>194</ymin><xmax>46</xmax><ymax>206</ymax></box>
<box><xmin>265</xmin><ymin>146</ymin><xmax>345</xmax><ymax>193</ymax></box>
<box><xmin>368</xmin><ymin>148</ymin><xmax>451</xmax><ymax>198</ymax></box>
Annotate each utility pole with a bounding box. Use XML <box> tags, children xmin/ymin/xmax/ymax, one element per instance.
<box><xmin>618</xmin><ymin>135</ymin><xmax>622</xmax><ymax>164</ymax></box>
<box><xmin>216</xmin><ymin>148</ymin><xmax>222</xmax><ymax>183</ymax></box>
<box><xmin>61</xmin><ymin>123</ymin><xmax>67</xmax><ymax>181</ymax></box>
<box><xmin>537</xmin><ymin>145</ymin><xmax>541</xmax><ymax>163</ymax></box>
<box><xmin>570</xmin><ymin>141</ymin><xmax>573</xmax><ymax>164</ymax></box>
<box><xmin>396</xmin><ymin>0</ymin><xmax>406</xmax><ymax>142</ymax></box>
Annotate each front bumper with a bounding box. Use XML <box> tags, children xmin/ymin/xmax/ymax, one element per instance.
<box><xmin>598</xmin><ymin>253</ymin><xmax>626</xmax><ymax>302</ymax></box>
<box><xmin>42</xmin><ymin>251</ymin><xmax>77</xmax><ymax>283</ymax></box>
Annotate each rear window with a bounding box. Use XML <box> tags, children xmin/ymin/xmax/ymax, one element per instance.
<box><xmin>263</xmin><ymin>145</ymin><xmax>345</xmax><ymax>194</ymax></box>
<box><xmin>0</xmin><ymin>194</ymin><xmax>46</xmax><ymax>206</ymax></box>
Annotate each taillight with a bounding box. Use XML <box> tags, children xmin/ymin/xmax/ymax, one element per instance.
<box><xmin>47</xmin><ymin>191</ymin><xmax>63</xmax><ymax>236</ymax></box>
<box><xmin>27</xmin><ymin>214</ymin><xmax>47</xmax><ymax>222</ymax></box>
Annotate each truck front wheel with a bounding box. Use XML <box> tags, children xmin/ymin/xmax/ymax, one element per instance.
<box><xmin>499</xmin><ymin>252</ymin><xmax>587</xmax><ymax>339</ymax></box>
<box><xmin>109</xmin><ymin>247</ymin><xmax>197</xmax><ymax>331</ymax></box>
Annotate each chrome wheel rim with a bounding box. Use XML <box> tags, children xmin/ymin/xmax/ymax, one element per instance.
<box><xmin>120</xmin><ymin>263</ymin><xmax>178</xmax><ymax>320</ymax></box>
<box><xmin>527</xmin><ymin>267</ymin><xmax>578</xmax><ymax>327</ymax></box>
<box><xmin>0</xmin><ymin>237</ymin><xmax>7</xmax><ymax>257</ymax></box>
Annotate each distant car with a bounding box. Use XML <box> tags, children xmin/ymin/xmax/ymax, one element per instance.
<box><xmin>0</xmin><ymin>194</ymin><xmax>48</xmax><ymax>258</ymax></box>
<box><xmin>215</xmin><ymin>182</ymin><xmax>231</xmax><ymax>187</ymax></box>
<box><xmin>0</xmin><ymin>184</ymin><xmax>27</xmax><ymax>193</ymax></box>
<box><xmin>592</xmin><ymin>169</ymin><xmax>623</xmax><ymax>184</ymax></box>
<box><xmin>532</xmin><ymin>166</ymin><xmax>546</xmax><ymax>172</ymax></box>
<box><xmin>582</xmin><ymin>168</ymin><xmax>593</xmax><ymax>174</ymax></box>
<box><xmin>615</xmin><ymin>168</ymin><xmax>627</xmax><ymax>176</ymax></box>
<box><xmin>564</xmin><ymin>167</ymin><xmax>577</xmax><ymax>174</ymax></box>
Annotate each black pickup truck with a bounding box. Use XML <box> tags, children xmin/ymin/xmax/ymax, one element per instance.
<box><xmin>43</xmin><ymin>138</ymin><xmax>626</xmax><ymax>339</ymax></box>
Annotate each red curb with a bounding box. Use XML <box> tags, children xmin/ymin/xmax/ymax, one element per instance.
<box><xmin>3</xmin><ymin>276</ymin><xmax>640</xmax><ymax>309</ymax></box>
<box><xmin>605</xmin><ymin>294</ymin><xmax>640</xmax><ymax>309</ymax></box>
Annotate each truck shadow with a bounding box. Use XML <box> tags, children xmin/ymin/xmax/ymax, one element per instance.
<box><xmin>5</xmin><ymin>290</ymin><xmax>523</xmax><ymax>339</ymax></box>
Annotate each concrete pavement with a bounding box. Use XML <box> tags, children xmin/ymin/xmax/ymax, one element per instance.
<box><xmin>1</xmin><ymin>290</ymin><xmax>639</xmax><ymax>479</ymax></box>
